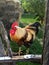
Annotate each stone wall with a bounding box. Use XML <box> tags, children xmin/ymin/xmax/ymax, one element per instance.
<box><xmin>0</xmin><ymin>0</ymin><xmax>22</xmax><ymax>21</ymax></box>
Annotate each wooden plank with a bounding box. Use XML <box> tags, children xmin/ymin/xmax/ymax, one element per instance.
<box><xmin>0</xmin><ymin>54</ymin><xmax>42</xmax><ymax>63</ymax></box>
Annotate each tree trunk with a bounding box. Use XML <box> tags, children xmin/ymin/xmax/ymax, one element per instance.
<box><xmin>43</xmin><ymin>0</ymin><xmax>49</xmax><ymax>65</ymax></box>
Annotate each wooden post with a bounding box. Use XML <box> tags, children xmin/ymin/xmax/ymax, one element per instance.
<box><xmin>0</xmin><ymin>21</ymin><xmax>16</xmax><ymax>65</ymax></box>
<box><xmin>0</xmin><ymin>21</ymin><xmax>13</xmax><ymax>57</ymax></box>
<box><xmin>43</xmin><ymin>0</ymin><xmax>49</xmax><ymax>65</ymax></box>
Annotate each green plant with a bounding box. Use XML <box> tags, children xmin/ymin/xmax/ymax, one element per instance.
<box><xmin>16</xmin><ymin>61</ymin><xmax>41</xmax><ymax>65</ymax></box>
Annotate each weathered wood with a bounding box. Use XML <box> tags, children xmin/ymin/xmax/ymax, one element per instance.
<box><xmin>0</xmin><ymin>21</ymin><xmax>16</xmax><ymax>65</ymax></box>
<box><xmin>0</xmin><ymin>37</ymin><xmax>6</xmax><ymax>56</ymax></box>
<box><xmin>0</xmin><ymin>54</ymin><xmax>42</xmax><ymax>63</ymax></box>
<box><xmin>43</xmin><ymin>0</ymin><xmax>49</xmax><ymax>65</ymax></box>
<box><xmin>0</xmin><ymin>21</ymin><xmax>13</xmax><ymax>57</ymax></box>
<box><xmin>0</xmin><ymin>22</ymin><xmax>16</xmax><ymax>64</ymax></box>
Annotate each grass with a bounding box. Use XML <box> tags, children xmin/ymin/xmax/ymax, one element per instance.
<box><xmin>29</xmin><ymin>39</ymin><xmax>43</xmax><ymax>54</ymax></box>
<box><xmin>10</xmin><ymin>14</ymin><xmax>43</xmax><ymax>65</ymax></box>
<box><xmin>37</xmin><ymin>29</ymin><xmax>43</xmax><ymax>39</ymax></box>
<box><xmin>10</xmin><ymin>38</ymin><xmax>43</xmax><ymax>54</ymax></box>
<box><xmin>21</xmin><ymin>18</ymin><xmax>38</xmax><ymax>24</ymax></box>
<box><xmin>16</xmin><ymin>61</ymin><xmax>41</xmax><ymax>65</ymax></box>
<box><xmin>21</xmin><ymin>15</ymin><xmax>39</xmax><ymax>24</ymax></box>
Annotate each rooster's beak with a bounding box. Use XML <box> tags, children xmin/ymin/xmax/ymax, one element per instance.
<box><xmin>15</xmin><ymin>26</ymin><xmax>21</xmax><ymax>28</ymax></box>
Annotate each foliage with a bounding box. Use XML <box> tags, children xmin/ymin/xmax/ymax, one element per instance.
<box><xmin>29</xmin><ymin>39</ymin><xmax>43</xmax><ymax>54</ymax></box>
<box><xmin>16</xmin><ymin>61</ymin><xmax>41</xmax><ymax>65</ymax></box>
<box><xmin>21</xmin><ymin>0</ymin><xmax>31</xmax><ymax>12</ymax></box>
<box><xmin>21</xmin><ymin>14</ymin><xmax>39</xmax><ymax>24</ymax></box>
<box><xmin>10</xmin><ymin>41</ymin><xmax>19</xmax><ymax>52</ymax></box>
<box><xmin>37</xmin><ymin>29</ymin><xmax>44</xmax><ymax>39</ymax></box>
<box><xmin>10</xmin><ymin>38</ymin><xmax>42</xmax><ymax>54</ymax></box>
<box><xmin>21</xmin><ymin>0</ymin><xmax>46</xmax><ymax>22</ymax></box>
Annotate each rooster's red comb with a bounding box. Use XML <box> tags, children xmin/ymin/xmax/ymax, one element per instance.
<box><xmin>11</xmin><ymin>21</ymin><xmax>19</xmax><ymax>29</ymax></box>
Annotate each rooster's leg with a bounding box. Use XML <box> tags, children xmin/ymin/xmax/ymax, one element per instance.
<box><xmin>26</xmin><ymin>48</ymin><xmax>29</xmax><ymax>54</ymax></box>
<box><xmin>18</xmin><ymin>47</ymin><xmax>21</xmax><ymax>56</ymax></box>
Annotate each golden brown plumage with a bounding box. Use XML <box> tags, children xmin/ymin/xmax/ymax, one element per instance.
<box><xmin>10</xmin><ymin>28</ymin><xmax>27</xmax><ymax>45</ymax></box>
<box><xmin>10</xmin><ymin>22</ymin><xmax>41</xmax><ymax>55</ymax></box>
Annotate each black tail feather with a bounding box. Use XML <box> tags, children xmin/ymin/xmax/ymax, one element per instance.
<box><xmin>29</xmin><ymin>22</ymin><xmax>41</xmax><ymax>34</ymax></box>
<box><xmin>29</xmin><ymin>22</ymin><xmax>41</xmax><ymax>27</ymax></box>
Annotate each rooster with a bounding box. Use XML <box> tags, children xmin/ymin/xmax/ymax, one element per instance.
<box><xmin>9</xmin><ymin>22</ymin><xmax>41</xmax><ymax>55</ymax></box>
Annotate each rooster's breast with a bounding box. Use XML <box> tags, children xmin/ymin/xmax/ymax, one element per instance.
<box><xmin>14</xmin><ymin>28</ymin><xmax>27</xmax><ymax>42</ymax></box>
